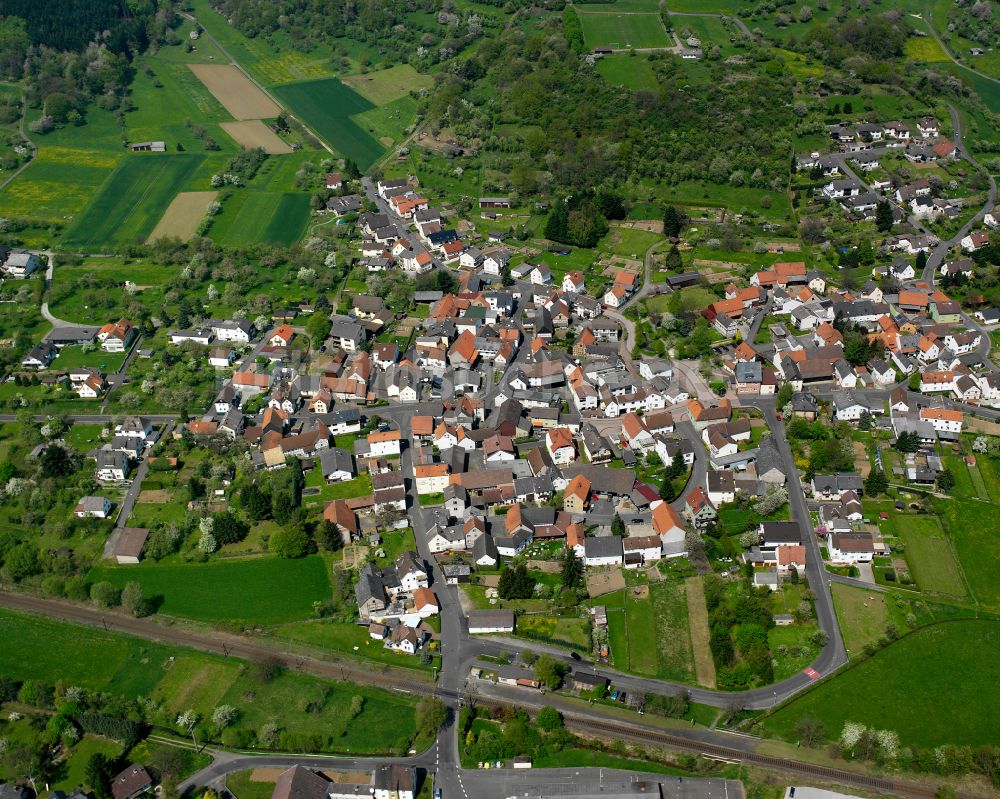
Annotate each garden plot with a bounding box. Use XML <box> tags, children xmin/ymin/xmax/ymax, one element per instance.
<box><xmin>586</xmin><ymin>568</ymin><xmax>626</xmax><ymax>598</ymax></box>
<box><xmin>188</xmin><ymin>64</ymin><xmax>281</xmax><ymax>119</ymax></box>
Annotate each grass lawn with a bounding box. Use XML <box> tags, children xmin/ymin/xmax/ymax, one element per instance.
<box><xmin>672</xmin><ymin>14</ymin><xmax>740</xmax><ymax>56</ymax></box>
<box><xmin>607</xmin><ymin>583</ymin><xmax>695</xmax><ymax>681</ymax></box>
<box><xmin>904</xmin><ymin>29</ymin><xmax>950</xmax><ymax>63</ymax></box>
<box><xmin>623</xmin><ymin>589</ymin><xmax>659</xmax><ymax>675</ymax></box>
<box><xmin>595</xmin><ymin>55</ymin><xmax>660</xmax><ymax>91</ymax></box>
<box><xmin>153</xmin><ymin>652</ymin><xmax>241</xmax><ymax>714</ymax></box>
<box><xmin>353</xmin><ymin>95</ymin><xmax>419</xmax><ymax>147</ymax></box>
<box><xmin>342</xmin><ymin>64</ymin><xmax>434</xmax><ymax>105</ymax></box>
<box><xmin>51</xmin><ymin>735</ymin><xmax>123</xmax><ymax>793</ymax></box>
<box><xmin>764</xmin><ymin>620</ymin><xmax>1000</xmax><ymax>748</ymax></box>
<box><xmin>0</xmin><ymin>107</ymin><xmax>125</xmax><ymax>228</ymax></box>
<box><xmin>220</xmin><ymin>667</ymin><xmax>418</xmax><ymax>754</ymax></box>
<box><xmin>600</xmin><ymin>226</ymin><xmax>663</xmax><ymax>258</ymax></box>
<box><xmin>303</xmin><ymin>471</ymin><xmax>372</xmax><ymax>508</ymax></box>
<box><xmin>418</xmin><ymin>492</ymin><xmax>445</xmax><ymax>507</ymax></box>
<box><xmin>64</xmin><ymin>423</ymin><xmax>107</xmax><ymax>453</ymax></box>
<box><xmin>768</xmin><ymin>623</ymin><xmax>819</xmax><ymax>682</ymax></box>
<box><xmin>209</xmin><ymin>190</ymin><xmax>312</xmax><ymax>247</ymax></box>
<box><xmin>188</xmin><ymin>0</ymin><xmax>338</xmax><ymax>86</ymax></box>
<box><xmin>126</xmin><ymin>53</ymin><xmax>234</xmax><ymax>152</ymax></box>
<box><xmin>87</xmin><ymin>555</ymin><xmax>331</xmax><ymax>624</ymax></box>
<box><xmin>648</xmin><ymin>581</ymin><xmax>695</xmax><ymax>682</ymax></box>
<box><xmin>650</xmin><ymin>179</ymin><xmax>791</xmax><ymax>219</ymax></box>
<box><xmin>275</xmin><ymin>619</ymin><xmax>436</xmax><ymax>671</ymax></box>
<box><xmin>61</xmin><ymin>154</ymin><xmax>206</xmax><ymax>250</ymax></box>
<box><xmin>976</xmin><ymin>455</ymin><xmax>1000</xmax><ymax>503</ymax></box>
<box><xmin>226</xmin><ymin>771</ymin><xmax>276</xmax><ymax>799</ymax></box>
<box><xmin>0</xmin><ymin>607</ymin><xmax>189</xmax><ymax>696</ymax></box>
<box><xmin>894</xmin><ymin>514</ymin><xmax>967</xmax><ymax>598</ymax></box>
<box><xmin>53</xmin><ymin>346</ymin><xmax>129</xmax><ymax>373</ymax></box>
<box><xmin>831</xmin><ymin>583</ymin><xmax>899</xmax><ymax>656</ymax></box>
<box><xmin>942</xmin><ymin>457</ymin><xmax>974</xmax><ymax>495</ymax></box>
<box><xmin>273</xmin><ymin>79</ymin><xmax>386</xmax><ymax>169</ymax></box>
<box><xmin>685</xmin><ymin>576</ymin><xmax>715</xmax><ymax>688</ymax></box>
<box><xmin>516</xmin><ymin>614</ymin><xmax>591</xmax><ymax>651</ymax></box>
<box><xmin>576</xmin><ymin>10</ymin><xmax>671</xmax><ymax>49</ymax></box>
<box><xmin>936</xmin><ymin>499</ymin><xmax>1000</xmax><ymax>610</ymax></box>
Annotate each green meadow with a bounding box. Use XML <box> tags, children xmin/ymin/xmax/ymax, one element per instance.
<box><xmin>765</xmin><ymin>620</ymin><xmax>1000</xmax><ymax>748</ymax></box>
<box><xmin>0</xmin><ymin>607</ymin><xmax>419</xmax><ymax>754</ymax></box>
<box><xmin>208</xmin><ymin>190</ymin><xmax>311</xmax><ymax>246</ymax></box>
<box><xmin>596</xmin><ymin>55</ymin><xmax>661</xmax><ymax>91</ymax></box>
<box><xmin>576</xmin><ymin>11</ymin><xmax>672</xmax><ymax>49</ymax></box>
<box><xmin>273</xmin><ymin>79</ymin><xmax>387</xmax><ymax>168</ymax></box>
<box><xmin>61</xmin><ymin>154</ymin><xmax>206</xmax><ymax>249</ymax></box>
<box><xmin>87</xmin><ymin>555</ymin><xmax>331</xmax><ymax>624</ymax></box>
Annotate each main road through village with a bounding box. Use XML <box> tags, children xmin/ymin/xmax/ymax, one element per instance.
<box><xmin>5</xmin><ymin>112</ymin><xmax>997</xmax><ymax>796</ymax></box>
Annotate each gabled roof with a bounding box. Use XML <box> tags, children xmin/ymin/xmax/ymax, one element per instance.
<box><xmin>652</xmin><ymin>501</ymin><xmax>684</xmax><ymax>535</ymax></box>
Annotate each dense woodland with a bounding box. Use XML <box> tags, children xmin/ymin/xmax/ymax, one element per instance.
<box><xmin>0</xmin><ymin>0</ymin><xmax>163</xmax><ymax>57</ymax></box>
<box><xmin>0</xmin><ymin>0</ymin><xmax>179</xmax><ymax>138</ymax></box>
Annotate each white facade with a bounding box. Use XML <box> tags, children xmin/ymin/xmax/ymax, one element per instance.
<box><xmin>415</xmin><ymin>472</ymin><xmax>450</xmax><ymax>495</ymax></box>
<box><xmin>368</xmin><ymin>434</ymin><xmax>402</xmax><ymax>457</ymax></box>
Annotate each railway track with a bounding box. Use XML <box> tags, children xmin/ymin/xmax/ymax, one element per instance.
<box><xmin>572</xmin><ymin>715</ymin><xmax>941</xmax><ymax>799</ymax></box>
<box><xmin>464</xmin><ymin>696</ymin><xmax>952</xmax><ymax>799</ymax></box>
<box><xmin>0</xmin><ymin>593</ymin><xmax>964</xmax><ymax>799</ymax></box>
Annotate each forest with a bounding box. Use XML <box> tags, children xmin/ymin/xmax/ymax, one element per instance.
<box><xmin>0</xmin><ymin>0</ymin><xmax>165</xmax><ymax>59</ymax></box>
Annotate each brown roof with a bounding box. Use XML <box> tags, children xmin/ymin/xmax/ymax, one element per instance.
<box><xmin>114</xmin><ymin>528</ymin><xmax>149</xmax><ymax>560</ymax></box>
<box><xmin>652</xmin><ymin>502</ymin><xmax>685</xmax><ymax>535</ymax></box>
<box><xmin>898</xmin><ymin>290</ymin><xmax>929</xmax><ymax>308</ymax></box>
<box><xmin>456</xmin><ymin>468</ymin><xmax>514</xmax><ymax>490</ymax></box>
<box><xmin>272</xmin><ymin>766</ymin><xmax>330</xmax><ymax>799</ymax></box>
<box><xmin>623</xmin><ymin>535</ymin><xmax>661</xmax><ymax>552</ymax></box>
<box><xmin>449</xmin><ymin>330</ymin><xmax>479</xmax><ymax>363</ymax></box>
<box><xmin>324</xmin><ymin>500</ymin><xmax>358</xmax><ymax>533</ymax></box>
<box><xmin>413</xmin><ymin>586</ymin><xmax>438</xmax><ymax>609</ymax></box>
<box><xmin>111</xmin><ymin>765</ymin><xmax>152</xmax><ymax>799</ymax></box>
<box><xmin>831</xmin><ymin>532</ymin><xmax>875</xmax><ymax>553</ymax></box>
<box><xmin>546</xmin><ymin>427</ymin><xmax>574</xmax><ymax>451</ymax></box>
<box><xmin>565</xmin><ymin>474</ymin><xmax>591</xmax><ymax>501</ymax></box>
<box><xmin>411</xmin><ymin>415</ymin><xmax>435</xmax><ymax>436</ymax></box>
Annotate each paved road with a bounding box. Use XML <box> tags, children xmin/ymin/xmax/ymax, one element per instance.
<box><xmin>399</xmin><ymin>443</ymin><xmax>467</xmax><ymax>799</ymax></box>
<box><xmin>754</xmin><ymin>400</ymin><xmax>847</xmax><ymax>676</ymax></box>
<box><xmin>921</xmin><ymin>103</ymin><xmax>997</xmax><ymax>283</ymax></box>
<box><xmin>100</xmin><ymin>335</ymin><xmax>144</xmax><ymax>411</ymax></box>
<box><xmin>102</xmin><ymin>421</ymin><xmax>174</xmax><ymax>558</ymax></box>
<box><xmin>602</xmin><ymin>233</ymin><xmax>668</xmax><ymax>360</ymax></box>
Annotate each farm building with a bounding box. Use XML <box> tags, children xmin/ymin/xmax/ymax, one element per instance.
<box><xmin>129</xmin><ymin>141</ymin><xmax>166</xmax><ymax>152</ymax></box>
